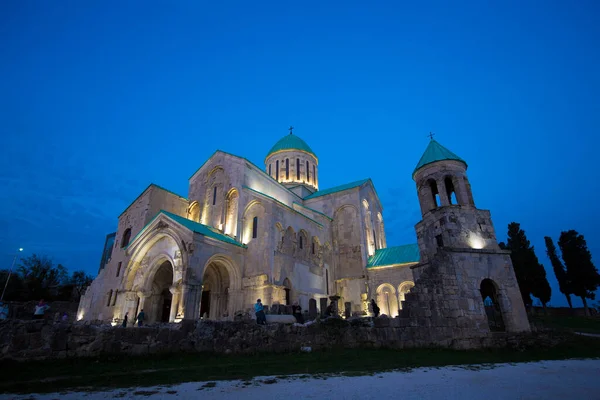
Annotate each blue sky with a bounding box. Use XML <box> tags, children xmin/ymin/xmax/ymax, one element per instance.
<box><xmin>1</xmin><ymin>1</ymin><xmax>598</xmax><ymax>307</ymax></box>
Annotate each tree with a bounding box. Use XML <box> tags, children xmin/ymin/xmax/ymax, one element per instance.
<box><xmin>545</xmin><ymin>236</ymin><xmax>573</xmax><ymax>308</ymax></box>
<box><xmin>499</xmin><ymin>222</ymin><xmax>552</xmax><ymax>308</ymax></box>
<box><xmin>17</xmin><ymin>254</ymin><xmax>68</xmax><ymax>300</ymax></box>
<box><xmin>70</xmin><ymin>270</ymin><xmax>93</xmax><ymax>300</ymax></box>
<box><xmin>558</xmin><ymin>230</ymin><xmax>600</xmax><ymax>316</ymax></box>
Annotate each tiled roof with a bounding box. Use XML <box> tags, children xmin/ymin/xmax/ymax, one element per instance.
<box><xmin>266</xmin><ymin>134</ymin><xmax>317</xmax><ymax>159</ymax></box>
<box><xmin>367</xmin><ymin>244</ymin><xmax>420</xmax><ymax>268</ymax></box>
<box><xmin>413</xmin><ymin>139</ymin><xmax>467</xmax><ymax>177</ymax></box>
<box><xmin>127</xmin><ymin>210</ymin><xmax>246</xmax><ymax>250</ymax></box>
<box><xmin>304</xmin><ymin>179</ymin><xmax>370</xmax><ymax>200</ymax></box>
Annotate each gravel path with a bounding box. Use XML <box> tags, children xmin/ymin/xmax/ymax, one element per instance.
<box><xmin>4</xmin><ymin>359</ymin><xmax>600</xmax><ymax>400</ymax></box>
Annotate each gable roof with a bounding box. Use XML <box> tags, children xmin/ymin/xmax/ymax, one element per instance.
<box><xmin>119</xmin><ymin>183</ymin><xmax>187</xmax><ymax>218</ymax></box>
<box><xmin>304</xmin><ymin>179</ymin><xmax>370</xmax><ymax>200</ymax></box>
<box><xmin>127</xmin><ymin>210</ymin><xmax>246</xmax><ymax>250</ymax></box>
<box><xmin>413</xmin><ymin>139</ymin><xmax>467</xmax><ymax>178</ymax></box>
<box><xmin>366</xmin><ymin>244</ymin><xmax>420</xmax><ymax>268</ymax></box>
<box><xmin>266</xmin><ymin>133</ymin><xmax>317</xmax><ymax>160</ymax></box>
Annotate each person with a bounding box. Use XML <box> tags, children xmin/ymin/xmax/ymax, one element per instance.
<box><xmin>33</xmin><ymin>299</ymin><xmax>50</xmax><ymax>320</ymax></box>
<box><xmin>254</xmin><ymin>299</ymin><xmax>266</xmax><ymax>325</ymax></box>
<box><xmin>136</xmin><ymin>309</ymin><xmax>145</xmax><ymax>327</ymax></box>
<box><xmin>292</xmin><ymin>302</ymin><xmax>304</xmax><ymax>324</ymax></box>
<box><xmin>324</xmin><ymin>301</ymin><xmax>334</xmax><ymax>317</ymax></box>
<box><xmin>122</xmin><ymin>312</ymin><xmax>128</xmax><ymax>328</ymax></box>
<box><xmin>371</xmin><ymin>299</ymin><xmax>380</xmax><ymax>318</ymax></box>
<box><xmin>61</xmin><ymin>312</ymin><xmax>68</xmax><ymax>322</ymax></box>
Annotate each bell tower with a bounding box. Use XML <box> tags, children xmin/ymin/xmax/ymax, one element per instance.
<box><xmin>405</xmin><ymin>136</ymin><xmax>530</xmax><ymax>334</ymax></box>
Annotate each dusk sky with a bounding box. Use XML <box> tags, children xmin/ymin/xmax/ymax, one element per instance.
<box><xmin>1</xmin><ymin>1</ymin><xmax>598</xmax><ymax>307</ymax></box>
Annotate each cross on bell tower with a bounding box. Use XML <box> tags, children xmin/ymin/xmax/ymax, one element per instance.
<box><xmin>428</xmin><ymin>132</ymin><xmax>435</xmax><ymax>140</ymax></box>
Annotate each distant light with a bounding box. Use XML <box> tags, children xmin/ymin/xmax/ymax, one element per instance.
<box><xmin>18</xmin><ymin>248</ymin><xmax>23</xmax><ymax>252</ymax></box>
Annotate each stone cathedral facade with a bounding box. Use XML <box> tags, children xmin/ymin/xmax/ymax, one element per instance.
<box><xmin>78</xmin><ymin>132</ymin><xmax>529</xmax><ymax>336</ymax></box>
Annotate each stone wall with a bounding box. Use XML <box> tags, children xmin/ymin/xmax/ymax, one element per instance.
<box><xmin>0</xmin><ymin>316</ymin><xmax>563</xmax><ymax>362</ymax></box>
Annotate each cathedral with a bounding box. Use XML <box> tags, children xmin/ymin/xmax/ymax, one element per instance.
<box><xmin>78</xmin><ymin>130</ymin><xmax>529</xmax><ymax>335</ymax></box>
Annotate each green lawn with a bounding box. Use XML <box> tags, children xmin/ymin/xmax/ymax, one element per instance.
<box><xmin>531</xmin><ymin>315</ymin><xmax>600</xmax><ymax>334</ymax></box>
<box><xmin>1</xmin><ymin>333</ymin><xmax>599</xmax><ymax>394</ymax></box>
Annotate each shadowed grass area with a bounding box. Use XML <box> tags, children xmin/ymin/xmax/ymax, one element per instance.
<box><xmin>1</xmin><ymin>334</ymin><xmax>599</xmax><ymax>394</ymax></box>
<box><xmin>531</xmin><ymin>315</ymin><xmax>600</xmax><ymax>334</ymax></box>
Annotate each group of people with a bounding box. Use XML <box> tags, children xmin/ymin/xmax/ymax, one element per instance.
<box><xmin>253</xmin><ymin>298</ymin><xmax>382</xmax><ymax>325</ymax></box>
<box><xmin>120</xmin><ymin>310</ymin><xmax>146</xmax><ymax>327</ymax></box>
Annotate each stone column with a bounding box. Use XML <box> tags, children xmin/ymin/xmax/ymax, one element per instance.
<box><xmin>181</xmin><ymin>283</ymin><xmax>202</xmax><ymax>320</ymax></box>
<box><xmin>418</xmin><ymin>183</ymin><xmax>434</xmax><ymax>215</ymax></box>
<box><xmin>169</xmin><ymin>285</ymin><xmax>181</xmax><ymax>322</ymax></box>
<box><xmin>437</xmin><ymin>179</ymin><xmax>450</xmax><ymax>206</ymax></box>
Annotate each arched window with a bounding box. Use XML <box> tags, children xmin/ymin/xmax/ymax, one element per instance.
<box><xmin>313</xmin><ymin>165</ymin><xmax>316</xmax><ymax>184</ymax></box>
<box><xmin>312</xmin><ymin>241</ymin><xmax>315</xmax><ymax>254</ymax></box>
<box><xmin>299</xmin><ymin>235</ymin><xmax>303</xmax><ymax>249</ymax></box>
<box><xmin>121</xmin><ymin>228</ymin><xmax>132</xmax><ymax>248</ymax></box>
<box><xmin>112</xmin><ymin>290</ymin><xmax>118</xmax><ymax>306</ymax></box>
<box><xmin>276</xmin><ymin>160</ymin><xmax>279</xmax><ymax>180</ymax></box>
<box><xmin>286</xmin><ymin>158</ymin><xmax>289</xmax><ymax>179</ymax></box>
<box><xmin>373</xmin><ymin>229</ymin><xmax>378</xmax><ymax>250</ymax></box>
<box><xmin>106</xmin><ymin>290</ymin><xmax>113</xmax><ymax>307</ymax></box>
<box><xmin>428</xmin><ymin>179</ymin><xmax>440</xmax><ymax>208</ymax></box>
<box><xmin>306</xmin><ymin>161</ymin><xmax>310</xmax><ymax>182</ymax></box>
<box><xmin>269</xmin><ymin>164</ymin><xmax>272</xmax><ymax>176</ymax></box>
<box><xmin>252</xmin><ymin>216</ymin><xmax>258</xmax><ymax>239</ymax></box>
<box><xmin>296</xmin><ymin>158</ymin><xmax>300</xmax><ymax>179</ymax></box>
<box><xmin>212</xmin><ymin>186</ymin><xmax>217</xmax><ymax>205</ymax></box>
<box><xmin>445</xmin><ymin>176</ymin><xmax>457</xmax><ymax>205</ymax></box>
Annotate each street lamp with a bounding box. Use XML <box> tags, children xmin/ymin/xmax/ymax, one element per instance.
<box><xmin>1</xmin><ymin>248</ymin><xmax>23</xmax><ymax>302</ymax></box>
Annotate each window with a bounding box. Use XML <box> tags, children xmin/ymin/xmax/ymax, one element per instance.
<box><xmin>112</xmin><ymin>290</ymin><xmax>118</xmax><ymax>306</ymax></box>
<box><xmin>312</xmin><ymin>241</ymin><xmax>315</xmax><ymax>254</ymax></box>
<box><xmin>436</xmin><ymin>234</ymin><xmax>444</xmax><ymax>247</ymax></box>
<box><xmin>296</xmin><ymin>158</ymin><xmax>300</xmax><ymax>179</ymax></box>
<box><xmin>252</xmin><ymin>216</ymin><xmax>258</xmax><ymax>238</ymax></box>
<box><xmin>116</xmin><ymin>262</ymin><xmax>122</xmax><ymax>277</ymax></box>
<box><xmin>121</xmin><ymin>228</ymin><xmax>131</xmax><ymax>248</ymax></box>
<box><xmin>326</xmin><ymin>270</ymin><xmax>329</xmax><ymax>295</ymax></box>
<box><xmin>313</xmin><ymin>165</ymin><xmax>316</xmax><ymax>184</ymax></box>
<box><xmin>107</xmin><ymin>290</ymin><xmax>113</xmax><ymax>307</ymax></box>
<box><xmin>212</xmin><ymin>186</ymin><xmax>217</xmax><ymax>205</ymax></box>
<box><xmin>269</xmin><ymin>164</ymin><xmax>272</xmax><ymax>176</ymax></box>
<box><xmin>306</xmin><ymin>161</ymin><xmax>310</xmax><ymax>182</ymax></box>
<box><xmin>276</xmin><ymin>161</ymin><xmax>279</xmax><ymax>180</ymax></box>
<box><xmin>299</xmin><ymin>235</ymin><xmax>303</xmax><ymax>249</ymax></box>
<box><xmin>373</xmin><ymin>229</ymin><xmax>378</xmax><ymax>250</ymax></box>
<box><xmin>286</xmin><ymin>158</ymin><xmax>289</xmax><ymax>179</ymax></box>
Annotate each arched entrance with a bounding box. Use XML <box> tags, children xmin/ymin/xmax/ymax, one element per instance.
<box><xmin>480</xmin><ymin>278</ymin><xmax>505</xmax><ymax>332</ymax></box>
<box><xmin>147</xmin><ymin>260</ymin><xmax>174</xmax><ymax>323</ymax></box>
<box><xmin>376</xmin><ymin>283</ymin><xmax>399</xmax><ymax>317</ymax></box>
<box><xmin>398</xmin><ymin>281</ymin><xmax>415</xmax><ymax>310</ymax></box>
<box><xmin>283</xmin><ymin>278</ymin><xmax>292</xmax><ymax>305</ymax></box>
<box><xmin>200</xmin><ymin>262</ymin><xmax>231</xmax><ymax>320</ymax></box>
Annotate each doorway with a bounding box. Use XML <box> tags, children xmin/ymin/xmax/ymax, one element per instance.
<box><xmin>480</xmin><ymin>279</ymin><xmax>505</xmax><ymax>332</ymax></box>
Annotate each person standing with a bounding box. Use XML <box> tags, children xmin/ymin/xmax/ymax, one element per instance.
<box><xmin>122</xmin><ymin>312</ymin><xmax>128</xmax><ymax>328</ymax></box>
<box><xmin>254</xmin><ymin>299</ymin><xmax>266</xmax><ymax>325</ymax></box>
<box><xmin>371</xmin><ymin>299</ymin><xmax>380</xmax><ymax>318</ymax></box>
<box><xmin>136</xmin><ymin>309</ymin><xmax>145</xmax><ymax>327</ymax></box>
<box><xmin>33</xmin><ymin>299</ymin><xmax>50</xmax><ymax>320</ymax></box>
<box><xmin>292</xmin><ymin>302</ymin><xmax>304</xmax><ymax>324</ymax></box>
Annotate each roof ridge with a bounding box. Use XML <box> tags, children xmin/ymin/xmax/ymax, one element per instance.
<box><xmin>304</xmin><ymin>178</ymin><xmax>370</xmax><ymax>200</ymax></box>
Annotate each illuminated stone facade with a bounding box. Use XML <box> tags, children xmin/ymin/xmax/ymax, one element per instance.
<box><xmin>78</xmin><ymin>134</ymin><xmax>529</xmax><ymax>337</ymax></box>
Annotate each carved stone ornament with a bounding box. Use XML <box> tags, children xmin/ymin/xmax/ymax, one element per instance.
<box><xmin>140</xmin><ymin>257</ymin><xmax>150</xmax><ymax>268</ymax></box>
<box><xmin>156</xmin><ymin>221</ymin><xmax>169</xmax><ymax>230</ymax></box>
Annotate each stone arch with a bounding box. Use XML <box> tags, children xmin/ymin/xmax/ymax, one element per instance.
<box><xmin>224</xmin><ymin>188</ymin><xmax>239</xmax><ymax>237</ymax></box>
<box><xmin>480</xmin><ymin>278</ymin><xmax>505</xmax><ymax>332</ymax></box>
<box><xmin>281</xmin><ymin>226</ymin><xmax>296</xmax><ymax>255</ymax></box>
<box><xmin>188</xmin><ymin>201</ymin><xmax>200</xmax><ymax>223</ymax></box>
<box><xmin>376</xmin><ymin>283</ymin><xmax>399</xmax><ymax>317</ymax></box>
<box><xmin>200</xmin><ymin>254</ymin><xmax>242</xmax><ymax>320</ymax></box>
<box><xmin>144</xmin><ymin>259</ymin><xmax>175</xmax><ymax>323</ymax></box>
<box><xmin>297</xmin><ymin>229</ymin><xmax>309</xmax><ymax>256</ymax></box>
<box><xmin>121</xmin><ymin>228</ymin><xmax>132</xmax><ymax>248</ymax></box>
<box><xmin>242</xmin><ymin>201</ymin><xmax>266</xmax><ymax>244</ymax></box>
<box><xmin>398</xmin><ymin>281</ymin><xmax>415</xmax><ymax>310</ymax></box>
<box><xmin>444</xmin><ymin>175</ymin><xmax>458</xmax><ymax>205</ymax></box>
<box><xmin>311</xmin><ymin>235</ymin><xmax>321</xmax><ymax>257</ymax></box>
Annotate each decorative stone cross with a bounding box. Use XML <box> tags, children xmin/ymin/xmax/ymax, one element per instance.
<box><xmin>428</xmin><ymin>132</ymin><xmax>435</xmax><ymax>140</ymax></box>
<box><xmin>289</xmin><ymin>125</ymin><xmax>294</xmax><ymax>135</ymax></box>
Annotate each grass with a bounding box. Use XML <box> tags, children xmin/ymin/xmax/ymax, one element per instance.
<box><xmin>531</xmin><ymin>315</ymin><xmax>600</xmax><ymax>334</ymax></box>
<box><xmin>1</xmin><ymin>333</ymin><xmax>600</xmax><ymax>394</ymax></box>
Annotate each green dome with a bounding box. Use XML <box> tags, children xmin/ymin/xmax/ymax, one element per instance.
<box><xmin>413</xmin><ymin>139</ymin><xmax>467</xmax><ymax>178</ymax></box>
<box><xmin>266</xmin><ymin>134</ymin><xmax>317</xmax><ymax>160</ymax></box>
